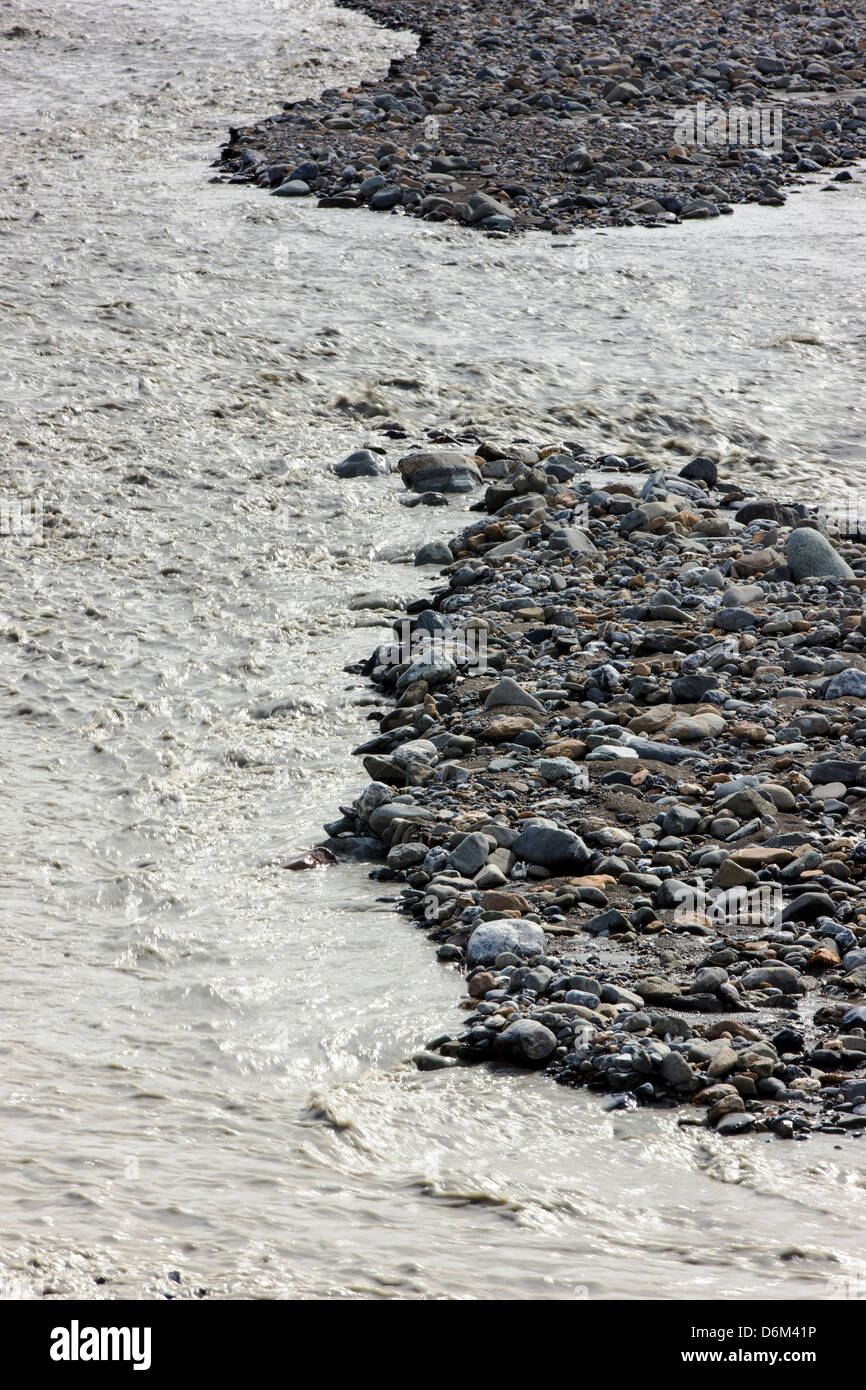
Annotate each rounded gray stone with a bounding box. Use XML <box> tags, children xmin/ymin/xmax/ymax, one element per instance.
<box><xmin>466</xmin><ymin>918</ymin><xmax>546</xmax><ymax>966</ymax></box>
<box><xmin>272</xmin><ymin>179</ymin><xmax>311</xmax><ymax>196</ymax></box>
<box><xmin>335</xmin><ymin>449</ymin><xmax>388</xmax><ymax>478</ymax></box>
<box><xmin>448</xmin><ymin>831</ymin><xmax>490</xmax><ymax>877</ymax></box>
<box><xmin>825</xmin><ymin>668</ymin><xmax>866</xmax><ymax>699</ymax></box>
<box><xmin>512</xmin><ymin>821</ymin><xmax>591</xmax><ymax>871</ymax></box>
<box><xmin>414</xmin><ymin>540</ymin><xmax>453</xmax><ymax>566</ymax></box>
<box><xmin>536</xmin><ymin>756</ymin><xmax>581</xmax><ymax>782</ymax></box>
<box><xmin>741</xmin><ymin>965</ymin><xmax>803</xmax><ymax>994</ymax></box>
<box><xmin>786</xmin><ymin>528</ymin><xmax>855</xmax><ymax>582</ymax></box>
<box><xmin>494</xmin><ymin>1019</ymin><xmax>557</xmax><ymax>1065</ymax></box>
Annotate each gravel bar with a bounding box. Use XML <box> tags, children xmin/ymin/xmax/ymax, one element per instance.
<box><xmin>321</xmin><ymin>430</ymin><xmax>866</xmax><ymax>1140</ymax></box>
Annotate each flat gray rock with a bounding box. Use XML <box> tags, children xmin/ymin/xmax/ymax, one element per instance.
<box><xmin>398</xmin><ymin>449</ymin><xmax>482</xmax><ymax>494</ymax></box>
<box><xmin>741</xmin><ymin>965</ymin><xmax>803</xmax><ymax>994</ymax></box>
<box><xmin>810</xmin><ymin>759</ymin><xmax>862</xmax><ymax>786</ymax></box>
<box><xmin>620</xmin><ymin>734</ymin><xmax>698</xmax><ymax>764</ymax></box>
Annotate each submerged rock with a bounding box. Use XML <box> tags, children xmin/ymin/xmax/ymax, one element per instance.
<box><xmin>335</xmin><ymin>449</ymin><xmax>388</xmax><ymax>478</ymax></box>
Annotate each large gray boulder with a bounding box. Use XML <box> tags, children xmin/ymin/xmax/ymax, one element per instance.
<box><xmin>741</xmin><ymin>965</ymin><xmax>803</xmax><ymax>994</ymax></box>
<box><xmin>714</xmin><ymin>786</ymin><xmax>777</xmax><ymax>820</ymax></box>
<box><xmin>367</xmin><ymin>801</ymin><xmax>435</xmax><ymax>834</ymax></box>
<box><xmin>825</xmin><ymin>668</ymin><xmax>866</xmax><ymax>700</ymax></box>
<box><xmin>390</xmin><ymin>739</ymin><xmax>439</xmax><ymax>769</ymax></box>
<box><xmin>395</xmin><ymin>651</ymin><xmax>456</xmax><ymax>693</ymax></box>
<box><xmin>512</xmin><ymin>820</ymin><xmax>591</xmax><ymax>871</ymax></box>
<box><xmin>786</xmin><ymin>528</ymin><xmax>855</xmax><ymax>582</ymax></box>
<box><xmin>810</xmin><ymin>760</ymin><xmax>862</xmax><ymax>786</ymax></box>
<box><xmin>680</xmin><ymin>456</ymin><xmax>718</xmax><ymax>487</ymax></box>
<box><xmin>494</xmin><ymin>1019</ymin><xmax>557</xmax><ymax>1065</ymax></box>
<box><xmin>466</xmin><ymin>918</ymin><xmax>546</xmax><ymax>966</ymax></box>
<box><xmin>448</xmin><ymin>831</ymin><xmax>490</xmax><ymax>877</ymax></box>
<box><xmin>272</xmin><ymin>178</ymin><xmax>312</xmax><ymax>197</ymax></box>
<box><xmin>659</xmin><ymin>1052</ymin><xmax>696</xmax><ymax>1090</ymax></box>
<box><xmin>414</xmin><ymin>540</ymin><xmax>453</xmax><ymax>566</ymax></box>
<box><xmin>550</xmin><ymin>526</ymin><xmax>598</xmax><ymax>557</ymax></box>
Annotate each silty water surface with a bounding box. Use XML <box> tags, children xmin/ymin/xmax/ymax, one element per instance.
<box><xmin>0</xmin><ymin>0</ymin><xmax>865</xmax><ymax>1299</ymax></box>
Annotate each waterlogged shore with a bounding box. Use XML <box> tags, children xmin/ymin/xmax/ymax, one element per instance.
<box><xmin>216</xmin><ymin>0</ymin><xmax>866</xmax><ymax>233</ymax></box>
<box><xmin>322</xmin><ymin>435</ymin><xmax>866</xmax><ymax>1140</ymax></box>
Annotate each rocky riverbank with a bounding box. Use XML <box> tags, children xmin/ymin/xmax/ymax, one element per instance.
<box><xmin>323</xmin><ymin>434</ymin><xmax>866</xmax><ymax>1139</ymax></box>
<box><xmin>215</xmin><ymin>0</ymin><xmax>866</xmax><ymax>232</ymax></box>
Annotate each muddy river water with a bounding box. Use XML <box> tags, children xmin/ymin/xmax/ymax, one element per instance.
<box><xmin>0</xmin><ymin>0</ymin><xmax>865</xmax><ymax>1298</ymax></box>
